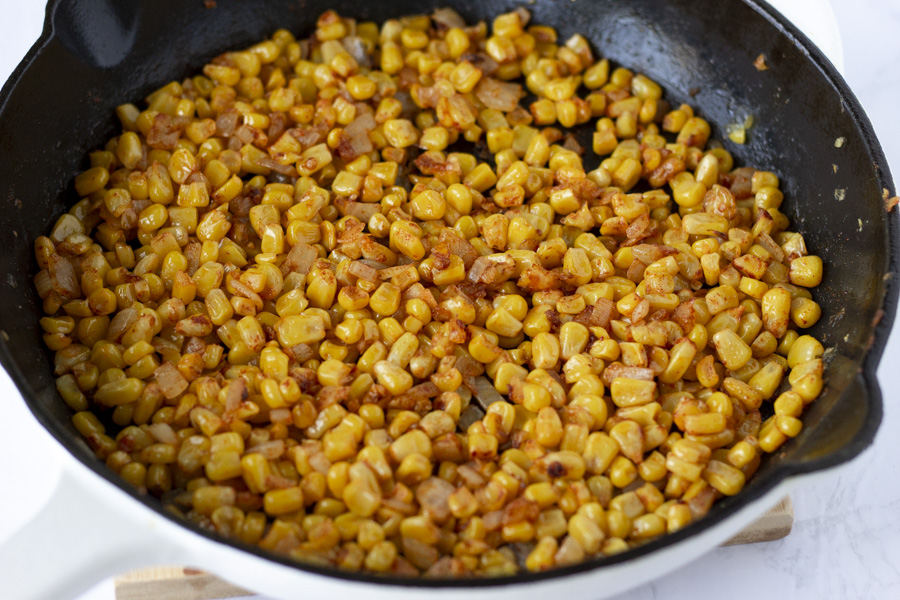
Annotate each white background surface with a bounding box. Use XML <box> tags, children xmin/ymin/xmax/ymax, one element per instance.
<box><xmin>0</xmin><ymin>1</ymin><xmax>897</xmax><ymax>599</ymax></box>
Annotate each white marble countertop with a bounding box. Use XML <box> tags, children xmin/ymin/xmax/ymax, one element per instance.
<box><xmin>0</xmin><ymin>0</ymin><xmax>898</xmax><ymax>599</ymax></box>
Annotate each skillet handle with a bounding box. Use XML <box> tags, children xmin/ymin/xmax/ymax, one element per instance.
<box><xmin>46</xmin><ymin>0</ymin><xmax>140</xmax><ymax>68</ymax></box>
<box><xmin>0</xmin><ymin>467</ymin><xmax>176</xmax><ymax>600</ymax></box>
<box><xmin>783</xmin><ymin>369</ymin><xmax>884</xmax><ymax>474</ymax></box>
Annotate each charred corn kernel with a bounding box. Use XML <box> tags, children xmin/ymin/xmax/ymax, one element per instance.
<box><xmin>446</xmin><ymin>485</ymin><xmax>478</xmax><ymax>520</ymax></box>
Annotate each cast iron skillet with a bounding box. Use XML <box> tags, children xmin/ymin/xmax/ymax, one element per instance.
<box><xmin>0</xmin><ymin>0</ymin><xmax>896</xmax><ymax>593</ymax></box>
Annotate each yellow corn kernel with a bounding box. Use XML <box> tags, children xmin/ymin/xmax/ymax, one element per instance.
<box><xmin>610</xmin><ymin>378</ymin><xmax>657</xmax><ymax>408</ymax></box>
<box><xmin>264</xmin><ymin>487</ymin><xmax>305</xmax><ymax>516</ymax></box>
<box><xmin>712</xmin><ymin>329</ymin><xmax>752</xmax><ymax>370</ymax></box>
<box><xmin>383</xmin><ymin>119</ymin><xmax>419</xmax><ymax>148</ymax></box>
<box><xmin>791</xmin><ymin>297</ymin><xmax>822</xmax><ymax>329</ymax></box>
<box><xmin>74</xmin><ymin>167</ymin><xmax>109</xmax><ymax>197</ymax></box>
<box><xmin>789</xmin><ymin>256</ymin><xmax>823</xmax><ymax>288</ymax></box>
<box><xmin>373</xmin><ymin>360</ymin><xmax>413</xmax><ymax>395</ymax></box>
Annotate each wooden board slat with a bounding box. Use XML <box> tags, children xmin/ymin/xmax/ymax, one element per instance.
<box><xmin>722</xmin><ymin>496</ymin><xmax>793</xmax><ymax>546</ymax></box>
<box><xmin>116</xmin><ymin>496</ymin><xmax>793</xmax><ymax>599</ymax></box>
<box><xmin>115</xmin><ymin>569</ymin><xmax>249</xmax><ymax>600</ymax></box>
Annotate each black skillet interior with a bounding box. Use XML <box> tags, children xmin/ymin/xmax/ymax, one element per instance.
<box><xmin>0</xmin><ymin>0</ymin><xmax>896</xmax><ymax>587</ymax></box>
